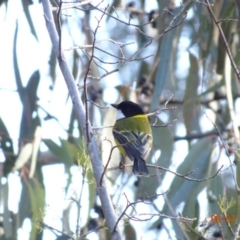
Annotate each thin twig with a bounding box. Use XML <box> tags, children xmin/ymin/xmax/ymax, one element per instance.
<box><xmin>87</xmin><ymin>99</ymin><xmax>109</xmax><ymax>109</ymax></box>
<box><xmin>107</xmin><ymin>163</ymin><xmax>223</xmax><ymax>182</ymax></box>
<box><xmin>217</xmin><ymin>222</ymin><xmax>225</xmax><ymax>240</ymax></box>
<box><xmin>151</xmin><ymin>119</ymin><xmax>177</xmax><ymax>128</ymax></box>
<box><xmin>205</xmin><ymin>114</ymin><xmax>239</xmax><ymax>191</ymax></box>
<box><xmin>52</xmin><ymin>0</ymin><xmax>91</xmax><ymax>11</ymax></box>
<box><xmin>100</xmin><ymin>138</ymin><xmax>135</xmax><ymax>185</ymax></box>
<box><xmin>57</xmin><ymin>1</ymin><xmax>62</xmax><ymax>59</ymax></box>
<box><xmin>75</xmin><ymin>168</ymin><xmax>87</xmax><ymax>236</ymax></box>
<box><xmin>204</xmin><ymin>0</ymin><xmax>240</xmax><ymax>81</ymax></box>
<box><xmin>42</xmin><ymin>1</ymin><xmax>122</xmax><ymax>238</ymax></box>
<box><xmin>100</xmin><ymin>138</ymin><xmax>115</xmax><ymax>186</ymax></box>
<box><xmin>185</xmin><ymin>222</ymin><xmax>208</xmax><ymax>240</ymax></box>
<box><xmin>148</xmin><ymin>94</ymin><xmax>175</xmax><ymax>117</ymax></box>
<box><xmin>79</xmin><ymin>225</ymin><xmax>106</xmax><ymax>239</ymax></box>
<box><xmin>39</xmin><ymin>221</ymin><xmax>72</xmax><ymax>238</ymax></box>
<box><xmin>222</xmin><ymin>212</ymin><xmax>235</xmax><ymax>236</ymax></box>
<box><xmin>83</xmin><ymin>5</ymin><xmax>108</xmax><ymax>142</ymax></box>
<box><xmin>113</xmin><ymin>192</ymin><xmax>195</xmax><ymax>232</ymax></box>
<box><xmin>83</xmin><ymin>4</ymin><xmax>168</xmax><ymax>28</ymax></box>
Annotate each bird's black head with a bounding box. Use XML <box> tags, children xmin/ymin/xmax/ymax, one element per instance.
<box><xmin>111</xmin><ymin>101</ymin><xmax>145</xmax><ymax>118</ymax></box>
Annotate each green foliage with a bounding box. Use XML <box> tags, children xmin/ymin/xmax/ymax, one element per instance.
<box><xmin>218</xmin><ymin>195</ymin><xmax>236</xmax><ymax>214</ymax></box>
<box><xmin>76</xmin><ymin>139</ymin><xmax>91</xmax><ymax>171</ymax></box>
<box><xmin>1</xmin><ymin>0</ymin><xmax>240</xmax><ymax>239</ymax></box>
<box><xmin>43</xmin><ymin>139</ymin><xmax>76</xmax><ymax>168</ymax></box>
<box><xmin>0</xmin><ymin>117</ymin><xmax>15</xmax><ymax>176</ymax></box>
<box><xmin>26</xmin><ymin>178</ymin><xmax>45</xmax><ymax>240</ymax></box>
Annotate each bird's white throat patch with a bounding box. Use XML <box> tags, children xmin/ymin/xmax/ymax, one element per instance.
<box><xmin>116</xmin><ymin>110</ymin><xmax>125</xmax><ymax>120</ymax></box>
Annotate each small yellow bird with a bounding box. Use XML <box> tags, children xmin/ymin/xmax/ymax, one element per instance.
<box><xmin>111</xmin><ymin>101</ymin><xmax>152</xmax><ymax>176</ymax></box>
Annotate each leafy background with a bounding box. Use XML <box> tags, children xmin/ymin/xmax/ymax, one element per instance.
<box><xmin>0</xmin><ymin>0</ymin><xmax>240</xmax><ymax>239</ymax></box>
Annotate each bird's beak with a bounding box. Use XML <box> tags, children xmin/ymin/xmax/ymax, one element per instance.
<box><xmin>111</xmin><ymin>104</ymin><xmax>118</xmax><ymax>109</ymax></box>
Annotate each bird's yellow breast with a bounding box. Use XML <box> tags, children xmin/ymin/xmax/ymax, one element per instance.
<box><xmin>113</xmin><ymin>115</ymin><xmax>152</xmax><ymax>133</ymax></box>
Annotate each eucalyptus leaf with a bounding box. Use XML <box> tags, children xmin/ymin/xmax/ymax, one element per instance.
<box><xmin>151</xmin><ymin>9</ymin><xmax>176</xmax><ymax>110</ymax></box>
<box><xmin>0</xmin><ymin>117</ymin><xmax>15</xmax><ymax>175</ymax></box>
<box><xmin>137</xmin><ymin>118</ymin><xmax>173</xmax><ymax>197</ymax></box>
<box><xmin>21</xmin><ymin>0</ymin><xmax>38</xmax><ymax>41</ymax></box>
<box><xmin>183</xmin><ymin>53</ymin><xmax>201</xmax><ymax>134</ymax></box>
<box><xmin>2</xmin><ymin>182</ymin><xmax>13</xmax><ymax>238</ymax></box>
<box><xmin>43</xmin><ymin>139</ymin><xmax>76</xmax><ymax>168</ymax></box>
<box><xmin>25</xmin><ymin>178</ymin><xmax>45</xmax><ymax>240</ymax></box>
<box><xmin>151</xmin><ymin>138</ymin><xmax>216</xmax><ymax>236</ymax></box>
<box><xmin>124</xmin><ymin>220</ymin><xmax>136</xmax><ymax>240</ymax></box>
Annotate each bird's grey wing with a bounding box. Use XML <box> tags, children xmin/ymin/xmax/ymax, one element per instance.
<box><xmin>113</xmin><ymin>129</ymin><xmax>152</xmax><ymax>160</ymax></box>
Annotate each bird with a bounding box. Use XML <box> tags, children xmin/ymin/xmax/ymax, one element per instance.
<box><xmin>111</xmin><ymin>101</ymin><xmax>152</xmax><ymax>176</ymax></box>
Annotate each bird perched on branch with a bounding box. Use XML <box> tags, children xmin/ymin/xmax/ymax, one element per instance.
<box><xmin>111</xmin><ymin>101</ymin><xmax>152</xmax><ymax>176</ymax></box>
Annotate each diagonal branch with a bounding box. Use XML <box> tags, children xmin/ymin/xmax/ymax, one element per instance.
<box><xmin>41</xmin><ymin>1</ymin><xmax>122</xmax><ymax>239</ymax></box>
<box><xmin>204</xmin><ymin>0</ymin><xmax>240</xmax><ymax>81</ymax></box>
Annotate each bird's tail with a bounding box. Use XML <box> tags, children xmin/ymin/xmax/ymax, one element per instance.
<box><xmin>132</xmin><ymin>158</ymin><xmax>149</xmax><ymax>177</ymax></box>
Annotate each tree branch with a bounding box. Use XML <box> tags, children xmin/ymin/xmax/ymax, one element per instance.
<box><xmin>204</xmin><ymin>0</ymin><xmax>240</xmax><ymax>81</ymax></box>
<box><xmin>41</xmin><ymin>1</ymin><xmax>121</xmax><ymax>239</ymax></box>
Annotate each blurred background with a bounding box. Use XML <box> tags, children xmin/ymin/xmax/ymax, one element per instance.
<box><xmin>0</xmin><ymin>0</ymin><xmax>240</xmax><ymax>239</ymax></box>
